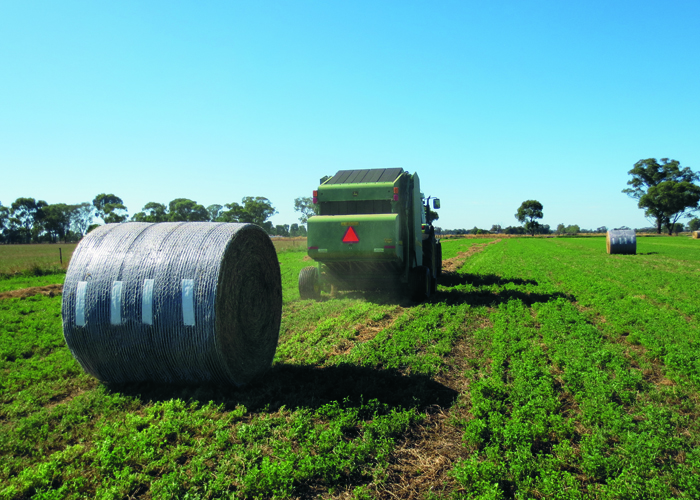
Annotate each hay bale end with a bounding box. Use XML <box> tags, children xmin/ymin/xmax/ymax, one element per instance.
<box><xmin>61</xmin><ymin>222</ymin><xmax>282</xmax><ymax>386</ymax></box>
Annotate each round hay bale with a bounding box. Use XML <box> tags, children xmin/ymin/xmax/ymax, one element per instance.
<box><xmin>606</xmin><ymin>229</ymin><xmax>636</xmax><ymax>255</ymax></box>
<box><xmin>61</xmin><ymin>222</ymin><xmax>281</xmax><ymax>386</ymax></box>
<box><xmin>693</xmin><ymin>231</ymin><xmax>699</xmax><ymax>239</ymax></box>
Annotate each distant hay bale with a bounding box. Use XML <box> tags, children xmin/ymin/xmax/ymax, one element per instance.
<box><xmin>606</xmin><ymin>229</ymin><xmax>636</xmax><ymax>255</ymax></box>
<box><xmin>693</xmin><ymin>231</ymin><xmax>699</xmax><ymax>239</ymax></box>
<box><xmin>61</xmin><ymin>222</ymin><xmax>282</xmax><ymax>386</ymax></box>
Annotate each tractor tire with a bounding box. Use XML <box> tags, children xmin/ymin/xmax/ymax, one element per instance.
<box><xmin>408</xmin><ymin>265</ymin><xmax>431</xmax><ymax>302</ymax></box>
<box><xmin>436</xmin><ymin>241</ymin><xmax>443</xmax><ymax>280</ymax></box>
<box><xmin>299</xmin><ymin>266</ymin><xmax>320</xmax><ymax>300</ymax></box>
<box><xmin>423</xmin><ymin>234</ymin><xmax>438</xmax><ymax>294</ymax></box>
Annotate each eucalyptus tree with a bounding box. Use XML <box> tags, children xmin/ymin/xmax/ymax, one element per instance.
<box><xmin>70</xmin><ymin>202</ymin><xmax>94</xmax><ymax>236</ymax></box>
<box><xmin>93</xmin><ymin>193</ymin><xmax>128</xmax><ymax>223</ymax></box>
<box><xmin>168</xmin><ymin>199</ymin><xmax>208</xmax><ymax>222</ymax></box>
<box><xmin>132</xmin><ymin>202</ymin><xmax>169</xmax><ymax>222</ymax></box>
<box><xmin>219</xmin><ymin>197</ymin><xmax>277</xmax><ymax>228</ymax></box>
<box><xmin>11</xmin><ymin>197</ymin><xmax>48</xmax><ymax>243</ymax></box>
<box><xmin>623</xmin><ymin>158</ymin><xmax>700</xmax><ymax>235</ymax></box>
<box><xmin>515</xmin><ymin>200</ymin><xmax>544</xmax><ymax>236</ymax></box>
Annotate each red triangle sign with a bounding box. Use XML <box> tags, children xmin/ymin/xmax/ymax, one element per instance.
<box><xmin>342</xmin><ymin>226</ymin><xmax>360</xmax><ymax>243</ymax></box>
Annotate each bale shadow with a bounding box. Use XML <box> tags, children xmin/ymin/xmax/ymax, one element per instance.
<box><xmin>107</xmin><ymin>363</ymin><xmax>458</xmax><ymax>414</ymax></box>
<box><xmin>636</xmin><ymin>252</ymin><xmax>659</xmax><ymax>256</ymax></box>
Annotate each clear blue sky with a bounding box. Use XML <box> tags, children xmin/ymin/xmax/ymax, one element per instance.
<box><xmin>2</xmin><ymin>1</ymin><xmax>699</xmax><ymax>231</ymax></box>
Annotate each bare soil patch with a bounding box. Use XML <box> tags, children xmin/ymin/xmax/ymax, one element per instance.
<box><xmin>0</xmin><ymin>284</ymin><xmax>63</xmax><ymax>300</ymax></box>
<box><xmin>375</xmin><ymin>409</ymin><xmax>472</xmax><ymax>499</ymax></box>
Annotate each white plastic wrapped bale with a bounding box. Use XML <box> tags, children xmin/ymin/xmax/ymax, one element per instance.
<box><xmin>606</xmin><ymin>229</ymin><xmax>636</xmax><ymax>255</ymax></box>
<box><xmin>61</xmin><ymin>222</ymin><xmax>282</xmax><ymax>386</ymax></box>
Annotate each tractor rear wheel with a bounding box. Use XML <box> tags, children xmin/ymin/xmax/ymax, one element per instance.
<box><xmin>423</xmin><ymin>234</ymin><xmax>438</xmax><ymax>294</ymax></box>
<box><xmin>409</xmin><ymin>265</ymin><xmax>431</xmax><ymax>302</ymax></box>
<box><xmin>299</xmin><ymin>266</ymin><xmax>320</xmax><ymax>300</ymax></box>
<box><xmin>436</xmin><ymin>241</ymin><xmax>443</xmax><ymax>280</ymax></box>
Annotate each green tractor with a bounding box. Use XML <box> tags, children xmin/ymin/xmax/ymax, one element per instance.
<box><xmin>299</xmin><ymin>168</ymin><xmax>441</xmax><ymax>301</ymax></box>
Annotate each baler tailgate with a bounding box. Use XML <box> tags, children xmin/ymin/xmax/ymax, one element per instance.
<box><xmin>307</xmin><ymin>214</ymin><xmax>402</xmax><ymax>262</ymax></box>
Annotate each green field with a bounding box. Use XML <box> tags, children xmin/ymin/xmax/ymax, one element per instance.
<box><xmin>2</xmin><ymin>236</ymin><xmax>700</xmax><ymax>498</ymax></box>
<box><xmin>0</xmin><ymin>240</ymin><xmax>304</xmax><ymax>275</ymax></box>
<box><xmin>0</xmin><ymin>244</ymin><xmax>76</xmax><ymax>275</ymax></box>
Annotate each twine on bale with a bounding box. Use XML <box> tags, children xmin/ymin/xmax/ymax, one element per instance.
<box><xmin>606</xmin><ymin>229</ymin><xmax>636</xmax><ymax>255</ymax></box>
<box><xmin>61</xmin><ymin>222</ymin><xmax>282</xmax><ymax>386</ymax></box>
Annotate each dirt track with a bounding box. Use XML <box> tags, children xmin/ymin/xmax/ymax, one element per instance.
<box><xmin>0</xmin><ymin>284</ymin><xmax>63</xmax><ymax>300</ymax></box>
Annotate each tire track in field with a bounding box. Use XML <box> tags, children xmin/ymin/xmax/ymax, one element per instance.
<box><xmin>375</xmin><ymin>239</ymin><xmax>500</xmax><ymax>498</ymax></box>
<box><xmin>441</xmin><ymin>238</ymin><xmax>501</xmax><ymax>273</ymax></box>
<box><xmin>329</xmin><ymin>306</ymin><xmax>406</xmax><ymax>357</ymax></box>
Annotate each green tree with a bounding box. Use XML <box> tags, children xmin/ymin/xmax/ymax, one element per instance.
<box><xmin>623</xmin><ymin>158</ymin><xmax>700</xmax><ymax>235</ymax></box>
<box><xmin>93</xmin><ymin>193</ymin><xmax>128</xmax><ymax>223</ymax></box>
<box><xmin>275</xmin><ymin>224</ymin><xmax>290</xmax><ymax>237</ymax></box>
<box><xmin>42</xmin><ymin>203</ymin><xmax>75</xmax><ymax>242</ymax></box>
<box><xmin>504</xmin><ymin>226</ymin><xmax>525</xmax><ymax>235</ymax></box>
<box><xmin>294</xmin><ymin>196</ymin><xmax>318</xmax><ymax>225</ymax></box>
<box><xmin>688</xmin><ymin>218</ymin><xmax>700</xmax><ymax>232</ymax></box>
<box><xmin>565</xmin><ymin>224</ymin><xmax>580</xmax><ymax>234</ymax></box>
<box><xmin>132</xmin><ymin>202</ymin><xmax>169</xmax><ymax>222</ymax></box>
<box><xmin>206</xmin><ymin>204</ymin><xmax>223</xmax><ymax>222</ymax></box>
<box><xmin>11</xmin><ymin>197</ymin><xmax>48</xmax><ymax>243</ymax></box>
<box><xmin>219</xmin><ymin>197</ymin><xmax>277</xmax><ymax>229</ymax></box>
<box><xmin>0</xmin><ymin>203</ymin><xmax>9</xmax><ymax>243</ymax></box>
<box><xmin>70</xmin><ymin>202</ymin><xmax>94</xmax><ymax>237</ymax></box>
<box><xmin>515</xmin><ymin>200</ymin><xmax>544</xmax><ymax>236</ymax></box>
<box><xmin>670</xmin><ymin>222</ymin><xmax>685</xmax><ymax>235</ymax></box>
<box><xmin>168</xmin><ymin>199</ymin><xmax>208</xmax><ymax>222</ymax></box>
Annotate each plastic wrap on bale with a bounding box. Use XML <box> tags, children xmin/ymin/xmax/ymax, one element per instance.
<box><xmin>61</xmin><ymin>222</ymin><xmax>282</xmax><ymax>386</ymax></box>
<box><xmin>606</xmin><ymin>229</ymin><xmax>636</xmax><ymax>255</ymax></box>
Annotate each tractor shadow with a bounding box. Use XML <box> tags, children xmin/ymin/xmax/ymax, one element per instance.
<box><xmin>439</xmin><ymin>272</ymin><xmax>538</xmax><ymax>288</ymax></box>
<box><xmin>107</xmin><ymin>363</ymin><xmax>458</xmax><ymax>415</ymax></box>
<box><xmin>434</xmin><ymin>271</ymin><xmax>576</xmax><ymax>308</ymax></box>
<box><xmin>317</xmin><ymin>271</ymin><xmax>574</xmax><ymax>309</ymax></box>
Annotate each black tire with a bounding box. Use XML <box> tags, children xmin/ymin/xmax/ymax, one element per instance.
<box><xmin>299</xmin><ymin>266</ymin><xmax>320</xmax><ymax>300</ymax></box>
<box><xmin>423</xmin><ymin>233</ymin><xmax>438</xmax><ymax>294</ymax></box>
<box><xmin>436</xmin><ymin>241</ymin><xmax>442</xmax><ymax>280</ymax></box>
<box><xmin>408</xmin><ymin>265</ymin><xmax>431</xmax><ymax>302</ymax></box>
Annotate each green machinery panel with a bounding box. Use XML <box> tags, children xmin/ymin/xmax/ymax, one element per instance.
<box><xmin>307</xmin><ymin>214</ymin><xmax>402</xmax><ymax>262</ymax></box>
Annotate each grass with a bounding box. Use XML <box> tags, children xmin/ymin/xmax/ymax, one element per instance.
<box><xmin>2</xmin><ymin>235</ymin><xmax>700</xmax><ymax>498</ymax></box>
<box><xmin>0</xmin><ymin>239</ymin><xmax>305</xmax><ymax>274</ymax></box>
<box><xmin>271</xmin><ymin>237</ymin><xmax>308</xmax><ymax>253</ymax></box>
<box><xmin>0</xmin><ymin>244</ymin><xmax>75</xmax><ymax>276</ymax></box>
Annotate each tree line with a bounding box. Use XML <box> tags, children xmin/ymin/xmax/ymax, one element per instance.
<box><xmin>4</xmin><ymin>158</ymin><xmax>697</xmax><ymax>244</ymax></box>
<box><xmin>0</xmin><ymin>194</ymin><xmax>318</xmax><ymax>244</ymax></box>
<box><xmin>443</xmin><ymin>158</ymin><xmax>700</xmax><ymax>237</ymax></box>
